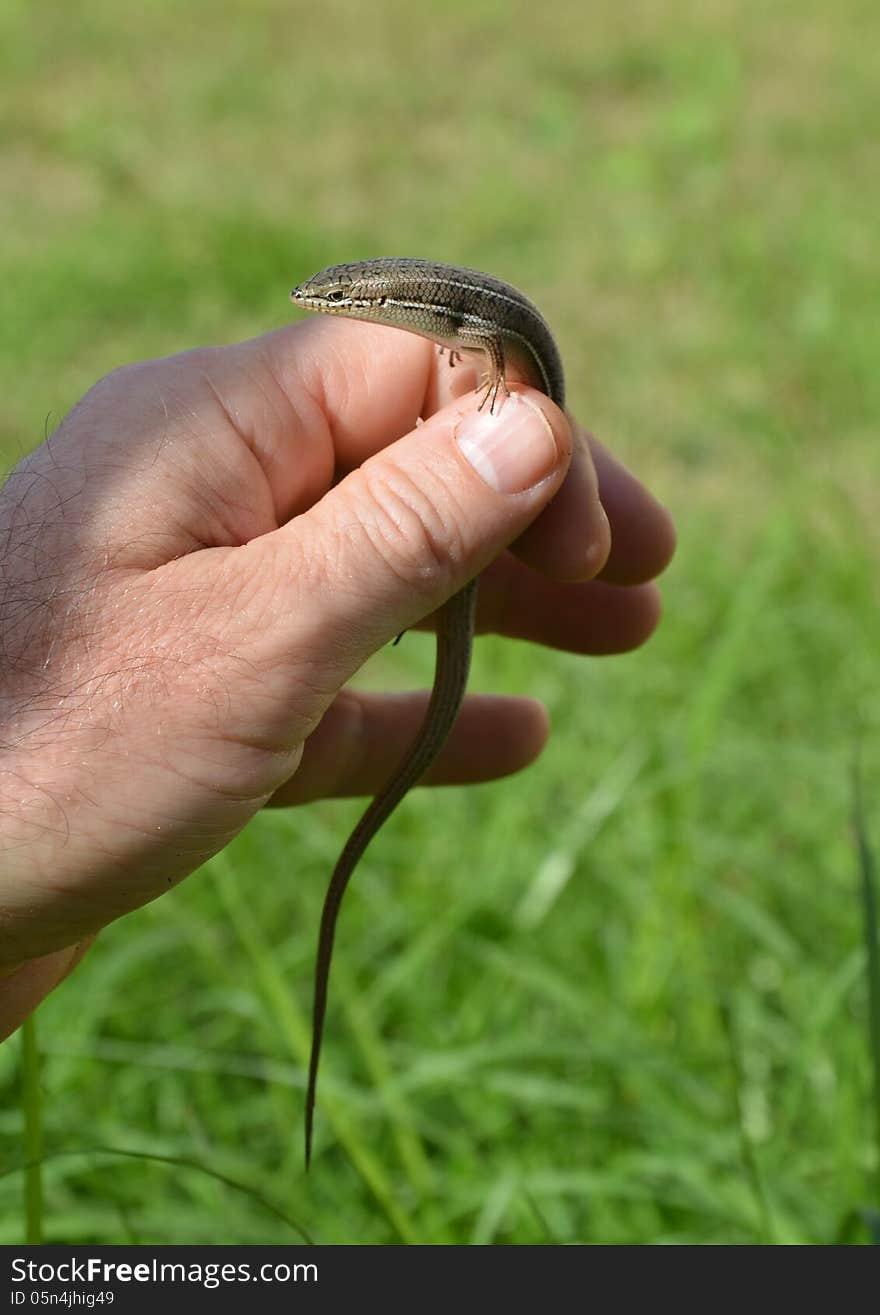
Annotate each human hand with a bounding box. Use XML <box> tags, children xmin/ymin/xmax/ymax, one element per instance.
<box><xmin>0</xmin><ymin>317</ymin><xmax>674</xmax><ymax>1034</ymax></box>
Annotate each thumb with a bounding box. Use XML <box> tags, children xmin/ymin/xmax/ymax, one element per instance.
<box><xmin>271</xmin><ymin>388</ymin><xmax>573</xmax><ymax>695</ymax></box>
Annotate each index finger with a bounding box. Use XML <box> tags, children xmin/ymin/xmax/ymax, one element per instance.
<box><xmin>263</xmin><ymin>316</ymin><xmax>437</xmax><ymax>481</ymax></box>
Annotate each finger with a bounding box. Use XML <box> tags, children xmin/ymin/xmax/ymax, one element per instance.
<box><xmin>587</xmin><ymin>432</ymin><xmax>677</xmax><ymax>584</ymax></box>
<box><xmin>475</xmin><ymin>556</ymin><xmax>664</xmax><ymax>653</ymax></box>
<box><xmin>510</xmin><ymin>425</ymin><xmax>611</xmax><ymax>582</ymax></box>
<box><xmin>430</xmin><ymin>388</ymin><xmax>672</xmax><ymax>592</ymax></box>
<box><xmin>264</xmin><ymin>317</ymin><xmax>437</xmax><ymax>478</ymax></box>
<box><xmin>266</xmin><ymin>690</ymin><xmax>550</xmax><ymax>805</ymax></box>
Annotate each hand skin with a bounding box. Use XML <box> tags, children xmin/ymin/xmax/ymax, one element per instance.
<box><xmin>0</xmin><ymin>318</ymin><xmax>675</xmax><ymax>1038</ymax></box>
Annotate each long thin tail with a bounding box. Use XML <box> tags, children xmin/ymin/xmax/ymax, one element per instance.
<box><xmin>305</xmin><ymin>579</ymin><xmax>478</xmax><ymax>1168</ymax></box>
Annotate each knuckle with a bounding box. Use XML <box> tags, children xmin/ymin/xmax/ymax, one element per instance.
<box><xmin>356</xmin><ymin>460</ymin><xmax>464</xmax><ymax>598</ymax></box>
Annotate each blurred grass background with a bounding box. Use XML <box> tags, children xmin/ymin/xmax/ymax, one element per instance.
<box><xmin>1</xmin><ymin>0</ymin><xmax>878</xmax><ymax>1243</ymax></box>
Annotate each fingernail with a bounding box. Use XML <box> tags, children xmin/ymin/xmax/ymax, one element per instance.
<box><xmin>455</xmin><ymin>394</ymin><xmax>560</xmax><ymax>494</ymax></box>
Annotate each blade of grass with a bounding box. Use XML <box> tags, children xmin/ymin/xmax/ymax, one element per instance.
<box><xmin>335</xmin><ymin>958</ymin><xmax>450</xmax><ymax>1226</ymax></box>
<box><xmin>718</xmin><ymin>998</ymin><xmax>777</xmax><ymax>1244</ymax></box>
<box><xmin>521</xmin><ymin>1188</ymin><xmax>561</xmax><ymax>1244</ymax></box>
<box><xmin>470</xmin><ymin>1171</ymin><xmax>517</xmax><ymax>1244</ymax></box>
<box><xmin>21</xmin><ymin>1015</ymin><xmax>43</xmax><ymax>1245</ymax></box>
<box><xmin>0</xmin><ymin>1146</ymin><xmax>313</xmax><ymax>1243</ymax></box>
<box><xmin>853</xmin><ymin>743</ymin><xmax>880</xmax><ymax>1206</ymax></box>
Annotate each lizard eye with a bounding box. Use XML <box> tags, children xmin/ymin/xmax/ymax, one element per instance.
<box><xmin>325</xmin><ymin>288</ymin><xmax>347</xmax><ymax>303</ymax></box>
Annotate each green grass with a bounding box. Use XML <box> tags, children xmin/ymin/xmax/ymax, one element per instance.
<box><xmin>2</xmin><ymin>0</ymin><xmax>879</xmax><ymax>1243</ymax></box>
